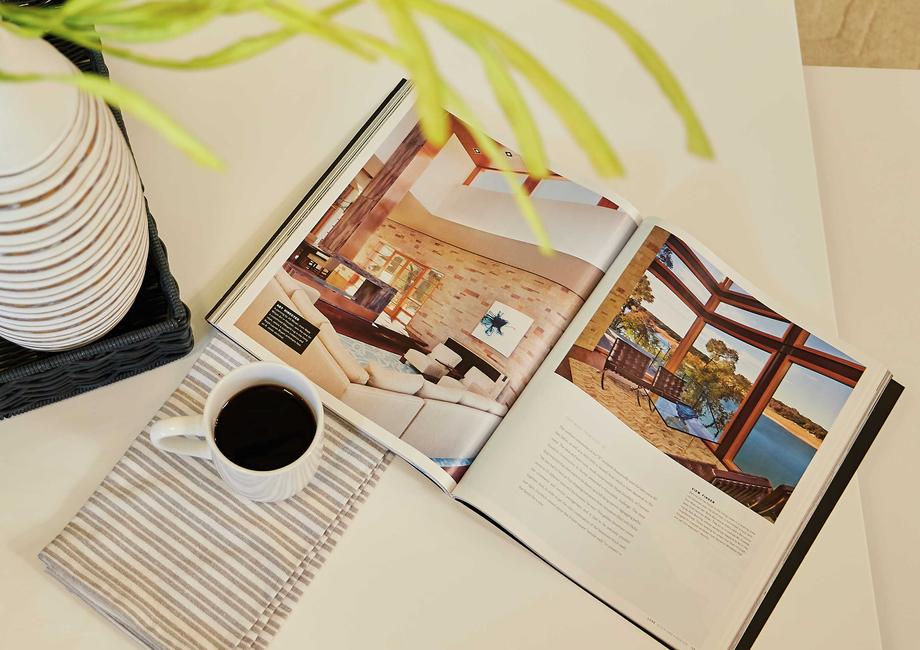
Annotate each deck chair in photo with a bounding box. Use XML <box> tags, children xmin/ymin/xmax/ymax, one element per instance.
<box><xmin>710</xmin><ymin>469</ymin><xmax>773</xmax><ymax>508</ymax></box>
<box><xmin>753</xmin><ymin>484</ymin><xmax>794</xmax><ymax>522</ymax></box>
<box><xmin>600</xmin><ymin>339</ymin><xmax>654</xmax><ymax>406</ymax></box>
<box><xmin>667</xmin><ymin>454</ymin><xmax>717</xmax><ymax>482</ymax></box>
<box><xmin>647</xmin><ymin>366</ymin><xmax>695</xmax><ymax>414</ymax></box>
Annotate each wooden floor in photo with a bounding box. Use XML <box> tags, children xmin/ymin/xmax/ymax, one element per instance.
<box><xmin>563</xmin><ymin>357</ymin><xmax>724</xmax><ymax>467</ymax></box>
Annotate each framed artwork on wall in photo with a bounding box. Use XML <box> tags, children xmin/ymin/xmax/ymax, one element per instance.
<box><xmin>472</xmin><ymin>301</ymin><xmax>534</xmax><ymax>357</ymax></box>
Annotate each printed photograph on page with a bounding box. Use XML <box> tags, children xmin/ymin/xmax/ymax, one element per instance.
<box><xmin>233</xmin><ymin>107</ymin><xmax>637</xmax><ymax>481</ymax></box>
<box><xmin>554</xmin><ymin>226</ymin><xmax>867</xmax><ymax>520</ymax></box>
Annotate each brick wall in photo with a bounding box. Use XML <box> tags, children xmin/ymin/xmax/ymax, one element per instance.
<box><xmin>573</xmin><ymin>226</ymin><xmax>669</xmax><ymax>352</ymax></box>
<box><xmin>354</xmin><ymin>219</ymin><xmax>583</xmax><ymax>405</ymax></box>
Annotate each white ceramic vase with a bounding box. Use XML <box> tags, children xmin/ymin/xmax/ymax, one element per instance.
<box><xmin>0</xmin><ymin>30</ymin><xmax>149</xmax><ymax>351</ymax></box>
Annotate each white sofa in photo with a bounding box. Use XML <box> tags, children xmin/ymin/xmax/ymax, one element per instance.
<box><xmin>403</xmin><ymin>343</ymin><xmax>462</xmax><ymax>380</ymax></box>
<box><xmin>406</xmin><ymin>341</ymin><xmax>510</xmax><ymax>400</ymax></box>
<box><xmin>236</xmin><ymin>271</ymin><xmax>509</xmax><ymax>465</ymax></box>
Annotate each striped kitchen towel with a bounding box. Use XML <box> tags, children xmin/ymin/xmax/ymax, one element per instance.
<box><xmin>39</xmin><ymin>334</ymin><xmax>391</xmax><ymax>649</ymax></box>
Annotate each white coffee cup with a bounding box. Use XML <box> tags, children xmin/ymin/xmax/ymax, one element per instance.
<box><xmin>150</xmin><ymin>362</ymin><xmax>325</xmax><ymax>502</ymax></box>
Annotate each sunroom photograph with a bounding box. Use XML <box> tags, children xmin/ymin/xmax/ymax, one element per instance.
<box><xmin>555</xmin><ymin>227</ymin><xmax>866</xmax><ymax>521</ymax></box>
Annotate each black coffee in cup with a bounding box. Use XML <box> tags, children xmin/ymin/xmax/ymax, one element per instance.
<box><xmin>214</xmin><ymin>384</ymin><xmax>316</xmax><ymax>471</ymax></box>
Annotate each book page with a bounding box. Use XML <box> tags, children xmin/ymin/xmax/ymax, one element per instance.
<box><xmin>454</xmin><ymin>221</ymin><xmax>888</xmax><ymax>648</ymax></box>
<box><xmin>211</xmin><ymin>84</ymin><xmax>639</xmax><ymax>491</ymax></box>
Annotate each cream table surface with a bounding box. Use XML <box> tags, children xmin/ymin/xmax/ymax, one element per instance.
<box><xmin>802</xmin><ymin>65</ymin><xmax>920</xmax><ymax>650</ymax></box>
<box><xmin>1</xmin><ymin>13</ymin><xmax>910</xmax><ymax>650</ymax></box>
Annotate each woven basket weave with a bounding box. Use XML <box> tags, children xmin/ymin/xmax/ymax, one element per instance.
<box><xmin>0</xmin><ymin>35</ymin><xmax>195</xmax><ymax>419</ymax></box>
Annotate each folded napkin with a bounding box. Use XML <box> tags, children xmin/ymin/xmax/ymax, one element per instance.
<box><xmin>40</xmin><ymin>335</ymin><xmax>391</xmax><ymax>649</ymax></box>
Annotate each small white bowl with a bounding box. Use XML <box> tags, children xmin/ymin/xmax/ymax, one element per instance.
<box><xmin>0</xmin><ymin>200</ymin><xmax>146</xmax><ymax>321</ymax></box>
<box><xmin>0</xmin><ymin>104</ymin><xmax>119</xmax><ymax>262</ymax></box>
<box><xmin>0</xmin><ymin>123</ymin><xmax>126</xmax><ymax>263</ymax></box>
<box><xmin>0</xmin><ymin>152</ymin><xmax>139</xmax><ymax>284</ymax></box>
<box><xmin>0</xmin><ymin>175</ymin><xmax>136</xmax><ymax>300</ymax></box>
<box><xmin>0</xmin><ymin>32</ymin><xmax>81</xmax><ymax>178</ymax></box>
<box><xmin>0</xmin><ymin>175</ymin><xmax>146</xmax><ymax>314</ymax></box>
<box><xmin>0</xmin><ymin>177</ymin><xmax>138</xmax><ymax>305</ymax></box>
<box><xmin>0</xmin><ymin>251</ymin><xmax>145</xmax><ymax>350</ymax></box>
<box><xmin>0</xmin><ymin>129</ymin><xmax>125</xmax><ymax>267</ymax></box>
<box><xmin>0</xmin><ymin>227</ymin><xmax>147</xmax><ymax>338</ymax></box>
<box><xmin>0</xmin><ymin>194</ymin><xmax>146</xmax><ymax>321</ymax></box>
<box><xmin>0</xmin><ymin>92</ymin><xmax>91</xmax><ymax>196</ymax></box>
<box><xmin>0</xmin><ymin>98</ymin><xmax>111</xmax><ymax>224</ymax></box>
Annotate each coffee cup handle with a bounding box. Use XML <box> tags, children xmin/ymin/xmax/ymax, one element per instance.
<box><xmin>150</xmin><ymin>415</ymin><xmax>212</xmax><ymax>460</ymax></box>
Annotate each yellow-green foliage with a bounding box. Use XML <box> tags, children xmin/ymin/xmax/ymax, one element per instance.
<box><xmin>0</xmin><ymin>0</ymin><xmax>714</xmax><ymax>249</ymax></box>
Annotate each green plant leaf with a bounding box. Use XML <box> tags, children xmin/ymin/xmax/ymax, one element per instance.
<box><xmin>562</xmin><ymin>0</ymin><xmax>714</xmax><ymax>159</ymax></box>
<box><xmin>319</xmin><ymin>0</ymin><xmax>365</xmax><ymax>16</ymax></box>
<box><xmin>67</xmin><ymin>1</ymin><xmax>215</xmax><ymax>28</ymax></box>
<box><xmin>465</xmin><ymin>33</ymin><xmax>549</xmax><ymax>178</ymax></box>
<box><xmin>258</xmin><ymin>0</ymin><xmax>377</xmax><ymax>60</ymax></box>
<box><xmin>0</xmin><ymin>67</ymin><xmax>223</xmax><ymax>169</ymax></box>
<box><xmin>1</xmin><ymin>0</ymin><xmax>712</xmax><ymax>250</ymax></box>
<box><xmin>58</xmin><ymin>0</ymin><xmax>124</xmax><ymax>19</ymax></box>
<box><xmin>104</xmin><ymin>27</ymin><xmax>298</xmax><ymax>66</ymax></box>
<box><xmin>442</xmin><ymin>83</ymin><xmax>552</xmax><ymax>255</ymax></box>
<box><xmin>407</xmin><ymin>0</ymin><xmax>624</xmax><ymax>177</ymax></box>
<box><xmin>85</xmin><ymin>7</ymin><xmax>225</xmax><ymax>44</ymax></box>
<box><xmin>0</xmin><ymin>16</ymin><xmax>45</xmax><ymax>38</ymax></box>
<box><xmin>0</xmin><ymin>4</ymin><xmax>58</xmax><ymax>33</ymax></box>
<box><xmin>377</xmin><ymin>0</ymin><xmax>449</xmax><ymax>146</ymax></box>
<box><xmin>1</xmin><ymin>0</ymin><xmax>377</xmax><ymax>65</ymax></box>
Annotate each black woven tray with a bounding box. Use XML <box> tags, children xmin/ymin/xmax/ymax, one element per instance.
<box><xmin>0</xmin><ymin>36</ymin><xmax>194</xmax><ymax>419</ymax></box>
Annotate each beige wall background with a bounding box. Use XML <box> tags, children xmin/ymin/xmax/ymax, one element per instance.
<box><xmin>797</xmin><ymin>0</ymin><xmax>920</xmax><ymax>68</ymax></box>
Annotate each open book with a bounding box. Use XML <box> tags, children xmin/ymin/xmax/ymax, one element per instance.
<box><xmin>208</xmin><ymin>82</ymin><xmax>901</xmax><ymax>649</ymax></box>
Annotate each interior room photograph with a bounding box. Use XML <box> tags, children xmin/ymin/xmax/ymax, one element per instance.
<box><xmin>236</xmin><ymin>114</ymin><xmax>635</xmax><ymax>478</ymax></box>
